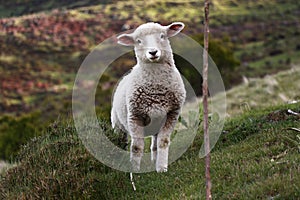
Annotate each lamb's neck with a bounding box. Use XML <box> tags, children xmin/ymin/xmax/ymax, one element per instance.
<box><xmin>137</xmin><ymin>58</ymin><xmax>175</xmax><ymax>70</ymax></box>
<box><xmin>136</xmin><ymin>63</ymin><xmax>175</xmax><ymax>82</ymax></box>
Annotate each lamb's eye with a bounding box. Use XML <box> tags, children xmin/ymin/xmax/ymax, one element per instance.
<box><xmin>136</xmin><ymin>39</ymin><xmax>142</xmax><ymax>44</ymax></box>
<box><xmin>160</xmin><ymin>34</ymin><xmax>165</xmax><ymax>39</ymax></box>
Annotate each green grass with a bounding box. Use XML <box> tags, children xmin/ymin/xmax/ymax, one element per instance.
<box><xmin>0</xmin><ymin>102</ymin><xmax>299</xmax><ymax>199</ymax></box>
<box><xmin>224</xmin><ymin>66</ymin><xmax>300</xmax><ymax>116</ymax></box>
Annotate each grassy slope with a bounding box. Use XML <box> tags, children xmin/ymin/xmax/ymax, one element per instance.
<box><xmin>185</xmin><ymin>65</ymin><xmax>300</xmax><ymax>118</ymax></box>
<box><xmin>0</xmin><ymin>71</ymin><xmax>299</xmax><ymax>199</ymax></box>
<box><xmin>0</xmin><ymin>105</ymin><xmax>299</xmax><ymax>199</ymax></box>
<box><xmin>225</xmin><ymin>65</ymin><xmax>300</xmax><ymax>116</ymax></box>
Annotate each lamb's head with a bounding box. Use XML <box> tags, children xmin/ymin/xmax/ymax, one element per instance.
<box><xmin>117</xmin><ymin>22</ymin><xmax>184</xmax><ymax>64</ymax></box>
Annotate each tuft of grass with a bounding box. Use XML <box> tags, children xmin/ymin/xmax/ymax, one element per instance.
<box><xmin>0</xmin><ymin>55</ymin><xmax>16</xmax><ymax>63</ymax></box>
<box><xmin>0</xmin><ymin>161</ymin><xmax>15</xmax><ymax>175</ymax></box>
<box><xmin>1</xmin><ymin>102</ymin><xmax>299</xmax><ymax>199</ymax></box>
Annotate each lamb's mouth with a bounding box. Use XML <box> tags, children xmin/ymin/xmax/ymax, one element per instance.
<box><xmin>149</xmin><ymin>56</ymin><xmax>159</xmax><ymax>61</ymax></box>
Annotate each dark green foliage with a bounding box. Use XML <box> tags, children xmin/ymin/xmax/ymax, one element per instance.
<box><xmin>0</xmin><ymin>0</ymin><xmax>116</xmax><ymax>18</ymax></box>
<box><xmin>174</xmin><ymin>54</ymin><xmax>203</xmax><ymax>96</ymax></box>
<box><xmin>192</xmin><ymin>34</ymin><xmax>241</xmax><ymax>89</ymax></box>
<box><xmin>0</xmin><ymin>112</ymin><xmax>46</xmax><ymax>160</ymax></box>
<box><xmin>174</xmin><ymin>34</ymin><xmax>241</xmax><ymax>96</ymax></box>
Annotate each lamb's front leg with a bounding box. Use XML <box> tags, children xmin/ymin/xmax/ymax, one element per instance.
<box><xmin>128</xmin><ymin>117</ymin><xmax>145</xmax><ymax>172</ymax></box>
<box><xmin>156</xmin><ymin>110</ymin><xmax>179</xmax><ymax>172</ymax></box>
<box><xmin>151</xmin><ymin>134</ymin><xmax>157</xmax><ymax>162</ymax></box>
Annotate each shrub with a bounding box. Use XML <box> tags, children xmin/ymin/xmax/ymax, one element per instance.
<box><xmin>0</xmin><ymin>112</ymin><xmax>45</xmax><ymax>160</ymax></box>
<box><xmin>180</xmin><ymin>34</ymin><xmax>241</xmax><ymax>92</ymax></box>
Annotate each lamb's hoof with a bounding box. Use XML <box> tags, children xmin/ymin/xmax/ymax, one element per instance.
<box><xmin>156</xmin><ymin>167</ymin><xmax>168</xmax><ymax>173</ymax></box>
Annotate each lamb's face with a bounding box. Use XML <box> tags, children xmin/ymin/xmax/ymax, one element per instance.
<box><xmin>117</xmin><ymin>22</ymin><xmax>184</xmax><ymax>63</ymax></box>
<box><xmin>134</xmin><ymin>31</ymin><xmax>166</xmax><ymax>63</ymax></box>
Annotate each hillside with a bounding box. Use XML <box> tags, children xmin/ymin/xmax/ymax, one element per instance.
<box><xmin>0</xmin><ymin>7</ymin><xmax>125</xmax><ymax>116</ymax></box>
<box><xmin>1</xmin><ymin>67</ymin><xmax>299</xmax><ymax>198</ymax></box>
<box><xmin>0</xmin><ymin>0</ymin><xmax>117</xmax><ymax>18</ymax></box>
<box><xmin>225</xmin><ymin>66</ymin><xmax>300</xmax><ymax>116</ymax></box>
<box><xmin>183</xmin><ymin>65</ymin><xmax>300</xmax><ymax>118</ymax></box>
<box><xmin>0</xmin><ymin>0</ymin><xmax>299</xmax><ymax>116</ymax></box>
<box><xmin>0</xmin><ymin>1</ymin><xmax>300</xmax><ymax>195</ymax></box>
<box><xmin>0</xmin><ymin>102</ymin><xmax>299</xmax><ymax>199</ymax></box>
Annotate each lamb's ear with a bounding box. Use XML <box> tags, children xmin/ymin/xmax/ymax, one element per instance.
<box><xmin>117</xmin><ymin>33</ymin><xmax>134</xmax><ymax>46</ymax></box>
<box><xmin>166</xmin><ymin>22</ymin><xmax>185</xmax><ymax>37</ymax></box>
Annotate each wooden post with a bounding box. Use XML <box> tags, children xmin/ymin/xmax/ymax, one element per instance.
<box><xmin>203</xmin><ymin>0</ymin><xmax>212</xmax><ymax>199</ymax></box>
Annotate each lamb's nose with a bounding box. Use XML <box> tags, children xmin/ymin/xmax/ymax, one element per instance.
<box><xmin>149</xmin><ymin>50</ymin><xmax>158</xmax><ymax>56</ymax></box>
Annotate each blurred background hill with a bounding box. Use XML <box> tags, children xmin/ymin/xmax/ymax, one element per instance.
<box><xmin>0</xmin><ymin>0</ymin><xmax>299</xmax><ymax>162</ymax></box>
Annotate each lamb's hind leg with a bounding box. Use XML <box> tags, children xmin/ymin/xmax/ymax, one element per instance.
<box><xmin>156</xmin><ymin>110</ymin><xmax>179</xmax><ymax>172</ymax></box>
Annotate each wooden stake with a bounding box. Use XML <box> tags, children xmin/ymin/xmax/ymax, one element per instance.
<box><xmin>203</xmin><ymin>0</ymin><xmax>212</xmax><ymax>199</ymax></box>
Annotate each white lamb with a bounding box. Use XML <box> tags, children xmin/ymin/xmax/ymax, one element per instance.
<box><xmin>111</xmin><ymin>22</ymin><xmax>186</xmax><ymax>172</ymax></box>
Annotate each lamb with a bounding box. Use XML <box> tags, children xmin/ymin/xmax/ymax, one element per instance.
<box><xmin>111</xmin><ymin>22</ymin><xmax>186</xmax><ymax>172</ymax></box>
